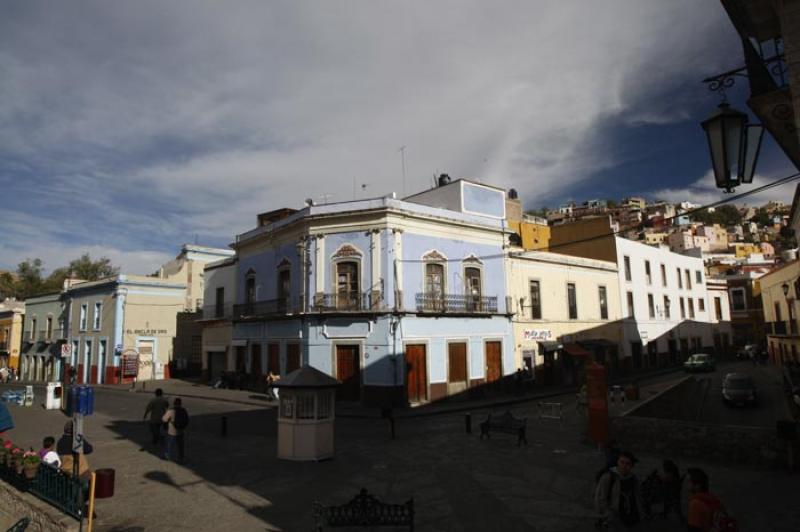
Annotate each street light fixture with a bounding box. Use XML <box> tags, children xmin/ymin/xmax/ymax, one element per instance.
<box><xmin>783</xmin><ymin>282</ymin><xmax>790</xmax><ymax>297</ymax></box>
<box><xmin>700</xmin><ymin>103</ymin><xmax>764</xmax><ymax>193</ymax></box>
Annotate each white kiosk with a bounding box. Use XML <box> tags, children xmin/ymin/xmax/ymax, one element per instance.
<box><xmin>274</xmin><ymin>365</ymin><xmax>340</xmax><ymax>461</ymax></box>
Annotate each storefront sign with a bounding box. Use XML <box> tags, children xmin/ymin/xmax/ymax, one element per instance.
<box><xmin>523</xmin><ymin>329</ymin><xmax>553</xmax><ymax>341</ymax></box>
<box><xmin>121</xmin><ymin>352</ymin><xmax>139</xmax><ymax>379</ymax></box>
<box><xmin>126</xmin><ymin>329</ymin><xmax>168</xmax><ymax>335</ymax></box>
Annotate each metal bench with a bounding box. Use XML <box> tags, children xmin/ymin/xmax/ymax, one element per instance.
<box><xmin>312</xmin><ymin>488</ymin><xmax>414</xmax><ymax>531</ymax></box>
<box><xmin>479</xmin><ymin>411</ymin><xmax>528</xmax><ymax>446</ymax></box>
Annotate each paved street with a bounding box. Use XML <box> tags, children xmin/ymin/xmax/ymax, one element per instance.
<box><xmin>1</xmin><ymin>374</ymin><xmax>798</xmax><ymax>531</ymax></box>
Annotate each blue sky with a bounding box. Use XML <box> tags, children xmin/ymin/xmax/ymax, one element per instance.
<box><xmin>0</xmin><ymin>1</ymin><xmax>797</xmax><ymax>275</ymax></box>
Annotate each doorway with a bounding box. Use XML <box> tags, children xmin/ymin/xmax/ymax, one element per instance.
<box><xmin>447</xmin><ymin>342</ymin><xmax>468</xmax><ymax>396</ymax></box>
<box><xmin>485</xmin><ymin>341</ymin><xmax>502</xmax><ymax>386</ymax></box>
<box><xmin>336</xmin><ymin>344</ymin><xmax>361</xmax><ymax>401</ymax></box>
<box><xmin>405</xmin><ymin>344</ymin><xmax>428</xmax><ymax>403</ymax></box>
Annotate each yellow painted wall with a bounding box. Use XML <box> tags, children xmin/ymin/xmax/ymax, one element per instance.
<box><xmin>548</xmin><ymin>217</ymin><xmax>617</xmax><ymax>263</ymax></box>
<box><xmin>0</xmin><ymin>312</ymin><xmax>24</xmax><ymax>370</ymax></box>
<box><xmin>508</xmin><ymin>220</ymin><xmax>551</xmax><ymax>250</ymax></box>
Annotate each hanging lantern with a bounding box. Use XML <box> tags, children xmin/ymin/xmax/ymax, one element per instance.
<box><xmin>700</xmin><ymin>103</ymin><xmax>763</xmax><ymax>193</ymax></box>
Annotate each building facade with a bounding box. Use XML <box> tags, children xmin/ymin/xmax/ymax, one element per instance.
<box><xmin>19</xmin><ymin>292</ymin><xmax>67</xmax><ymax>382</ymax></box>
<box><xmin>0</xmin><ymin>299</ymin><xmax>25</xmax><ymax>371</ymax></box>
<box><xmin>230</xmin><ymin>179</ymin><xmax>515</xmax><ymax>406</ymax></box>
<box><xmin>199</xmin><ymin>256</ymin><xmax>238</xmax><ymax>383</ymax></box>
<box><xmin>759</xmin><ymin>259</ymin><xmax>800</xmax><ymax>365</ymax></box>
<box><xmin>507</xmin><ymin>250</ymin><xmax>622</xmax><ymax>385</ymax></box>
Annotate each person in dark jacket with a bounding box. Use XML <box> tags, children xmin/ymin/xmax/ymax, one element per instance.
<box><xmin>56</xmin><ymin>420</ymin><xmax>93</xmax><ymax>456</ymax></box>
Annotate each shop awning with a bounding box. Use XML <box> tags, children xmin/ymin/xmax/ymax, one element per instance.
<box><xmin>563</xmin><ymin>342</ymin><xmax>591</xmax><ymax>358</ymax></box>
<box><xmin>538</xmin><ymin>341</ymin><xmax>562</xmax><ymax>352</ymax></box>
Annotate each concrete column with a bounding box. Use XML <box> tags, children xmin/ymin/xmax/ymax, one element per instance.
<box><xmin>393</xmin><ymin>229</ymin><xmax>404</xmax><ymax>310</ymax></box>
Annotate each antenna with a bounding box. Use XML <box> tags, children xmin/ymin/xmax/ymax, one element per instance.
<box><xmin>399</xmin><ymin>145</ymin><xmax>407</xmax><ymax>197</ymax></box>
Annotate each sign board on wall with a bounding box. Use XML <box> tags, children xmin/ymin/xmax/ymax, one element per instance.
<box><xmin>523</xmin><ymin>329</ymin><xmax>553</xmax><ymax>341</ymax></box>
<box><xmin>121</xmin><ymin>349</ymin><xmax>139</xmax><ymax>379</ymax></box>
<box><xmin>60</xmin><ymin>344</ymin><xmax>72</xmax><ymax>358</ymax></box>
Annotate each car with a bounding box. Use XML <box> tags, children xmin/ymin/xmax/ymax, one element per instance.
<box><xmin>722</xmin><ymin>373</ymin><xmax>757</xmax><ymax>406</ymax></box>
<box><xmin>683</xmin><ymin>353</ymin><xmax>716</xmax><ymax>373</ymax></box>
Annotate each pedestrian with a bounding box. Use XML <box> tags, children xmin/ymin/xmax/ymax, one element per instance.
<box><xmin>56</xmin><ymin>421</ymin><xmax>93</xmax><ymax>456</ymax></box>
<box><xmin>143</xmin><ymin>388</ymin><xmax>169</xmax><ymax>446</ymax></box>
<box><xmin>266</xmin><ymin>370</ymin><xmax>280</xmax><ymax>401</ymax></box>
<box><xmin>594</xmin><ymin>450</ymin><xmax>644</xmax><ymax>530</ymax></box>
<box><xmin>0</xmin><ymin>366</ymin><xmax>8</xmax><ymax>383</ymax></box>
<box><xmin>162</xmin><ymin>397</ymin><xmax>189</xmax><ymax>463</ymax></box>
<box><xmin>687</xmin><ymin>467</ymin><xmax>737</xmax><ymax>532</ymax></box>
<box><xmin>39</xmin><ymin>436</ymin><xmax>61</xmax><ymax>468</ymax></box>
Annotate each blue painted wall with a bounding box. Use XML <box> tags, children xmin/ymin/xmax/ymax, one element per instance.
<box><xmin>237</xmin><ymin>242</ymin><xmax>301</xmax><ymax>303</ymax></box>
<box><xmin>320</xmin><ymin>232</ymin><xmax>371</xmax><ymax>294</ymax></box>
<box><xmin>462</xmin><ymin>182</ymin><xmax>505</xmax><ymax>218</ymax></box>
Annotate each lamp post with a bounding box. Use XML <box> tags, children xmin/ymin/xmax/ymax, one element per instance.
<box><xmin>700</xmin><ymin>103</ymin><xmax>764</xmax><ymax>193</ymax></box>
<box><xmin>783</xmin><ymin>282</ymin><xmax>790</xmax><ymax>297</ymax></box>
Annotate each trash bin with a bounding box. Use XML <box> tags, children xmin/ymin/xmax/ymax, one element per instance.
<box><xmin>625</xmin><ymin>382</ymin><xmax>640</xmax><ymax>401</ymax></box>
<box><xmin>94</xmin><ymin>468</ymin><xmax>115</xmax><ymax>499</ymax></box>
<box><xmin>45</xmin><ymin>382</ymin><xmax>62</xmax><ymax>410</ymax></box>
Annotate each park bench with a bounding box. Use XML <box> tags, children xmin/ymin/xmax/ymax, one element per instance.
<box><xmin>479</xmin><ymin>411</ymin><xmax>528</xmax><ymax>446</ymax></box>
<box><xmin>312</xmin><ymin>488</ymin><xmax>414</xmax><ymax>531</ymax></box>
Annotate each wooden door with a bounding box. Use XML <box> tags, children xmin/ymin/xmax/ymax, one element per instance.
<box><xmin>267</xmin><ymin>343</ymin><xmax>280</xmax><ymax>374</ymax></box>
<box><xmin>286</xmin><ymin>343</ymin><xmax>300</xmax><ymax>373</ymax></box>
<box><xmin>336</xmin><ymin>345</ymin><xmax>361</xmax><ymax>401</ymax></box>
<box><xmin>405</xmin><ymin>344</ymin><xmax>427</xmax><ymax>403</ymax></box>
<box><xmin>251</xmin><ymin>343</ymin><xmax>262</xmax><ymax>378</ymax></box>
<box><xmin>485</xmin><ymin>341</ymin><xmax>502</xmax><ymax>384</ymax></box>
<box><xmin>448</xmin><ymin>342</ymin><xmax>468</xmax><ymax>395</ymax></box>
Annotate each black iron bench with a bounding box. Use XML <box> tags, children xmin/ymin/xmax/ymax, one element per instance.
<box><xmin>479</xmin><ymin>411</ymin><xmax>528</xmax><ymax>446</ymax></box>
<box><xmin>312</xmin><ymin>488</ymin><xmax>414</xmax><ymax>531</ymax></box>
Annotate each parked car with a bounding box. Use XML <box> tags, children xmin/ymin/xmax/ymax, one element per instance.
<box><xmin>722</xmin><ymin>373</ymin><xmax>757</xmax><ymax>406</ymax></box>
<box><xmin>684</xmin><ymin>353</ymin><xmax>716</xmax><ymax>373</ymax></box>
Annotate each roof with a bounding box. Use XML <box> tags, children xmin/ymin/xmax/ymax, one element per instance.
<box><xmin>273</xmin><ymin>365</ymin><xmax>340</xmax><ymax>388</ymax></box>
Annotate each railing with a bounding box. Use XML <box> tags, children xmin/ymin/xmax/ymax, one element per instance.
<box><xmin>415</xmin><ymin>293</ymin><xmax>498</xmax><ymax>313</ymax></box>
<box><xmin>0</xmin><ymin>461</ymin><xmax>83</xmax><ymax>520</ymax></box>
<box><xmin>312</xmin><ymin>292</ymin><xmax>382</xmax><ymax>312</ymax></box>
<box><xmin>234</xmin><ymin>297</ymin><xmax>301</xmax><ymax>319</ymax></box>
<box><xmin>199</xmin><ymin>303</ymin><xmax>235</xmax><ymax>320</ymax></box>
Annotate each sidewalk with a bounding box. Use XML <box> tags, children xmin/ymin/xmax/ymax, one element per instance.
<box><xmin>80</xmin><ymin>364</ymin><xmax>685</xmax><ymax>419</ymax></box>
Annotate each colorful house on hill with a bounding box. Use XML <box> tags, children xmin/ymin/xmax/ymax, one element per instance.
<box><xmin>230</xmin><ymin>177</ymin><xmax>515</xmax><ymax>406</ymax></box>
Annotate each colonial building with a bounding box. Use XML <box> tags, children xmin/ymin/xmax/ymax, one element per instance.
<box><xmin>0</xmin><ymin>299</ymin><xmax>25</xmax><ymax>371</ymax></box>
<box><xmin>549</xmin><ymin>217</ymin><xmax>731</xmax><ymax>370</ymax></box>
<box><xmin>506</xmin><ymin>250</ymin><xmax>622</xmax><ymax>385</ymax></box>
<box><xmin>230</xmin><ymin>178</ymin><xmax>514</xmax><ymax>406</ymax></box>
<box><xmin>19</xmin><ymin>291</ymin><xmax>67</xmax><ymax>382</ymax></box>
<box><xmin>199</xmin><ymin>256</ymin><xmax>238</xmax><ymax>383</ymax></box>
<box><xmin>759</xmin><ymin>259</ymin><xmax>800</xmax><ymax>365</ymax></box>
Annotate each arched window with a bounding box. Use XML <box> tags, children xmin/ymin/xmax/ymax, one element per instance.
<box><xmin>465</xmin><ymin>266</ymin><xmax>482</xmax><ymax>311</ymax></box>
<box><xmin>277</xmin><ymin>269</ymin><xmax>291</xmax><ymax>310</ymax></box>
<box><xmin>425</xmin><ymin>263</ymin><xmax>445</xmax><ymax>311</ymax></box>
<box><xmin>245</xmin><ymin>269</ymin><xmax>257</xmax><ymax>306</ymax></box>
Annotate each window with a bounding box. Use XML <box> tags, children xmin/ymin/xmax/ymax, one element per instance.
<box><xmin>698</xmin><ymin>298</ymin><xmax>705</xmax><ymax>312</ymax></box>
<box><xmin>677</xmin><ymin>268</ymin><xmax>682</xmax><ymax>289</ymax></box>
<box><xmin>660</xmin><ymin>264</ymin><xmax>667</xmax><ymax>287</ymax></box>
<box><xmin>79</xmin><ymin>304</ymin><xmax>87</xmax><ymax>331</ymax></box>
<box><xmin>730</xmin><ymin>288</ymin><xmax>746</xmax><ymax>311</ymax></box>
<box><xmin>424</xmin><ymin>262</ymin><xmax>444</xmax><ymax>310</ymax></box>
<box><xmin>46</xmin><ymin>317</ymin><xmax>53</xmax><ymax>341</ymax></box>
<box><xmin>317</xmin><ymin>392</ymin><xmax>332</xmax><ymax>419</ymax></box>
<box><xmin>695</xmin><ymin>270</ymin><xmax>702</xmax><ymax>284</ymax></box>
<box><xmin>30</xmin><ymin>318</ymin><xmax>37</xmax><ymax>341</ymax></box>
<box><xmin>464</xmin><ymin>267</ymin><xmax>482</xmax><ymax>311</ymax></box>
<box><xmin>215</xmin><ymin>287</ymin><xmax>225</xmax><ymax>318</ymax></box>
<box><xmin>715</xmin><ymin>297</ymin><xmax>723</xmax><ymax>320</ymax></box>
<box><xmin>529</xmin><ymin>280</ymin><xmax>542</xmax><ymax>319</ymax></box>
<box><xmin>688</xmin><ymin>298</ymin><xmax>695</xmax><ymax>318</ymax></box>
<box><xmin>567</xmin><ymin>283</ymin><xmax>578</xmax><ymax>320</ymax></box>
<box><xmin>663</xmin><ymin>295</ymin><xmax>671</xmax><ymax>319</ymax></box>
<box><xmin>645</xmin><ymin>260</ymin><xmax>652</xmax><ymax>285</ymax></box>
<box><xmin>93</xmin><ymin>302</ymin><xmax>102</xmax><ymax>330</ymax></box>
<box><xmin>337</xmin><ymin>261</ymin><xmax>360</xmax><ymax>309</ymax></box>
<box><xmin>627</xmin><ymin>291</ymin><xmax>635</xmax><ymax>318</ymax></box>
<box><xmin>624</xmin><ymin>256</ymin><xmax>631</xmax><ymax>281</ymax></box>
<box><xmin>685</xmin><ymin>269</ymin><xmax>692</xmax><ymax>290</ymax></box>
<box><xmin>277</xmin><ymin>269</ymin><xmax>291</xmax><ymax>307</ymax></box>
<box><xmin>599</xmin><ymin>286</ymin><xmax>608</xmax><ymax>320</ymax></box>
<box><xmin>680</xmin><ymin>298</ymin><xmax>686</xmax><ymax>319</ymax></box>
<box><xmin>775</xmin><ymin>302</ymin><xmax>783</xmax><ymax>322</ymax></box>
<box><xmin>296</xmin><ymin>393</ymin><xmax>315</xmax><ymax>420</ymax></box>
<box><xmin>245</xmin><ymin>274</ymin><xmax>256</xmax><ymax>304</ymax></box>
<box><xmin>648</xmin><ymin>294</ymin><xmax>655</xmax><ymax>318</ymax></box>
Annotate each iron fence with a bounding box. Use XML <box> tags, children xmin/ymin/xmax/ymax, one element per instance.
<box><xmin>0</xmin><ymin>462</ymin><xmax>83</xmax><ymax>520</ymax></box>
<box><xmin>312</xmin><ymin>292</ymin><xmax>382</xmax><ymax>312</ymax></box>
<box><xmin>234</xmin><ymin>297</ymin><xmax>300</xmax><ymax>318</ymax></box>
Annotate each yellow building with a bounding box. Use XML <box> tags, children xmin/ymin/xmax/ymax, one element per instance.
<box><xmin>733</xmin><ymin>243</ymin><xmax>761</xmax><ymax>258</ymax></box>
<box><xmin>644</xmin><ymin>232</ymin><xmax>668</xmax><ymax>246</ymax></box>
<box><xmin>759</xmin><ymin>259</ymin><xmax>800</xmax><ymax>365</ymax></box>
<box><xmin>508</xmin><ymin>217</ymin><xmax>551</xmax><ymax>250</ymax></box>
<box><xmin>0</xmin><ymin>299</ymin><xmax>25</xmax><ymax>371</ymax></box>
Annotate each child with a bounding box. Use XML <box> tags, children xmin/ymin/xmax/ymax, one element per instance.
<box><xmin>39</xmin><ymin>436</ymin><xmax>61</xmax><ymax>468</ymax></box>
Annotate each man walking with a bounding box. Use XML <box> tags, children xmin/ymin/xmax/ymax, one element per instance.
<box><xmin>162</xmin><ymin>397</ymin><xmax>189</xmax><ymax>463</ymax></box>
<box><xmin>143</xmin><ymin>388</ymin><xmax>169</xmax><ymax>446</ymax></box>
<box><xmin>595</xmin><ymin>450</ymin><xmax>644</xmax><ymax>530</ymax></box>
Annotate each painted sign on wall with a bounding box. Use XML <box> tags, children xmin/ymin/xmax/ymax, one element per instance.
<box><xmin>523</xmin><ymin>329</ymin><xmax>553</xmax><ymax>341</ymax></box>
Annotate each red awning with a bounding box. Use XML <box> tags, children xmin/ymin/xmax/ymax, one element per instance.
<box><xmin>563</xmin><ymin>342</ymin><xmax>591</xmax><ymax>358</ymax></box>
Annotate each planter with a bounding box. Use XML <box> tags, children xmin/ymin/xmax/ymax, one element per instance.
<box><xmin>23</xmin><ymin>462</ymin><xmax>40</xmax><ymax>480</ymax></box>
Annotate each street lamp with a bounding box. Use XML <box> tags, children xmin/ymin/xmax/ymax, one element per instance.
<box><xmin>701</xmin><ymin>103</ymin><xmax>764</xmax><ymax>193</ymax></box>
<box><xmin>783</xmin><ymin>282</ymin><xmax>790</xmax><ymax>297</ymax></box>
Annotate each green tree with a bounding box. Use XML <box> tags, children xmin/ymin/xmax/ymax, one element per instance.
<box><xmin>13</xmin><ymin>258</ymin><xmax>46</xmax><ymax>299</ymax></box>
<box><xmin>750</xmin><ymin>207</ymin><xmax>771</xmax><ymax>226</ymax></box>
<box><xmin>65</xmin><ymin>254</ymin><xmax>119</xmax><ymax>281</ymax></box>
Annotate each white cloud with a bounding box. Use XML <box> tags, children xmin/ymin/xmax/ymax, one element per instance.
<box><xmin>651</xmin><ymin>171</ymin><xmax>799</xmax><ymax>208</ymax></box>
<box><xmin>0</xmin><ymin>0</ymin><xmax>740</xmax><ymax>255</ymax></box>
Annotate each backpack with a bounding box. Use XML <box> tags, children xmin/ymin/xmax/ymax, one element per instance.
<box><xmin>173</xmin><ymin>407</ymin><xmax>189</xmax><ymax>430</ymax></box>
<box><xmin>695</xmin><ymin>493</ymin><xmax>738</xmax><ymax>532</ymax></box>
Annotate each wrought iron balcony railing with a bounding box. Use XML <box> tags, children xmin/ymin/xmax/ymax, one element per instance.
<box><xmin>234</xmin><ymin>297</ymin><xmax>301</xmax><ymax>319</ymax></box>
<box><xmin>199</xmin><ymin>303</ymin><xmax>235</xmax><ymax>320</ymax></box>
<box><xmin>312</xmin><ymin>292</ymin><xmax>382</xmax><ymax>312</ymax></box>
<box><xmin>415</xmin><ymin>293</ymin><xmax>498</xmax><ymax>313</ymax></box>
<box><xmin>770</xmin><ymin>321</ymin><xmax>788</xmax><ymax>335</ymax></box>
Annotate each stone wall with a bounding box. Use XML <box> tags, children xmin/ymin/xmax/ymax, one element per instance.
<box><xmin>0</xmin><ymin>480</ymin><xmax>79</xmax><ymax>532</ymax></box>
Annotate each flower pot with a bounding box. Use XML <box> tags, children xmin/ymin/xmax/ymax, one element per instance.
<box><xmin>23</xmin><ymin>462</ymin><xmax>39</xmax><ymax>480</ymax></box>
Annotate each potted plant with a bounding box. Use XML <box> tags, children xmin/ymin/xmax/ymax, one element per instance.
<box><xmin>22</xmin><ymin>450</ymin><xmax>41</xmax><ymax>479</ymax></box>
<box><xmin>9</xmin><ymin>445</ymin><xmax>24</xmax><ymax>474</ymax></box>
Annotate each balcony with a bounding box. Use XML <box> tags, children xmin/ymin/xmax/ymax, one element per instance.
<box><xmin>415</xmin><ymin>293</ymin><xmax>498</xmax><ymax>314</ymax></box>
<box><xmin>199</xmin><ymin>303</ymin><xmax>235</xmax><ymax>321</ymax></box>
<box><xmin>311</xmin><ymin>292</ymin><xmax>383</xmax><ymax>312</ymax></box>
<box><xmin>234</xmin><ymin>298</ymin><xmax>302</xmax><ymax>319</ymax></box>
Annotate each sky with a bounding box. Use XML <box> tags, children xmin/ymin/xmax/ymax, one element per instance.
<box><xmin>0</xmin><ymin>0</ymin><xmax>797</xmax><ymax>276</ymax></box>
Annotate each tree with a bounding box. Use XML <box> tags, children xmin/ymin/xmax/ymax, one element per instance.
<box><xmin>69</xmin><ymin>254</ymin><xmax>118</xmax><ymax>281</ymax></box>
<box><xmin>750</xmin><ymin>208</ymin><xmax>771</xmax><ymax>227</ymax></box>
<box><xmin>13</xmin><ymin>259</ymin><xmax>46</xmax><ymax>300</ymax></box>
